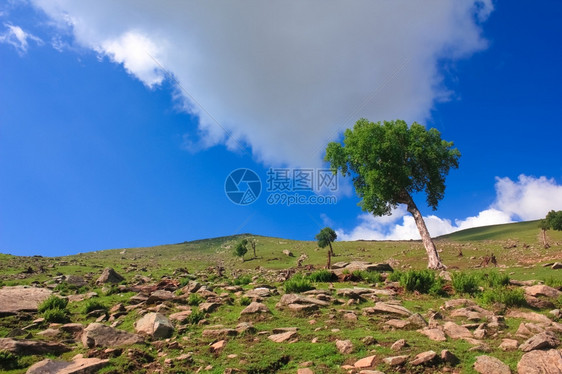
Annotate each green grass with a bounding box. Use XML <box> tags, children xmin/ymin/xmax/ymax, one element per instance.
<box><xmin>480</xmin><ymin>287</ymin><xmax>527</xmax><ymax>307</ymax></box>
<box><xmin>451</xmin><ymin>272</ymin><xmax>481</xmax><ymax>295</ymax></box>
<box><xmin>38</xmin><ymin>295</ymin><xmax>68</xmax><ymax>313</ymax></box>
<box><xmin>83</xmin><ymin>300</ymin><xmax>108</xmax><ymax>314</ymax></box>
<box><xmin>284</xmin><ymin>274</ymin><xmax>313</xmax><ymax>293</ymax></box>
<box><xmin>307</xmin><ymin>269</ymin><xmax>337</xmax><ymax>283</ymax></box>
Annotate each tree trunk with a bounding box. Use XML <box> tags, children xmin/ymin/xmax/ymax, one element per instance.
<box><xmin>326</xmin><ymin>249</ymin><xmax>332</xmax><ymax>269</ymax></box>
<box><xmin>541</xmin><ymin>229</ymin><xmax>550</xmax><ymax>248</ymax></box>
<box><xmin>403</xmin><ymin>192</ymin><xmax>446</xmax><ymax>270</ymax></box>
<box><xmin>328</xmin><ymin>242</ymin><xmax>334</xmax><ymax>256</ymax></box>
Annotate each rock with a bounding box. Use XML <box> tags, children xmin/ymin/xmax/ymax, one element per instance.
<box><xmin>0</xmin><ymin>338</ymin><xmax>70</xmax><ymax>355</ymax></box>
<box><xmin>65</xmin><ymin>275</ymin><xmax>88</xmax><ymax>288</ymax></box>
<box><xmin>0</xmin><ymin>286</ymin><xmax>52</xmax><ymax>315</ymax></box>
<box><xmin>135</xmin><ymin>313</ymin><xmax>174</xmax><ymax>339</ymax></box>
<box><xmin>354</xmin><ymin>355</ymin><xmax>376</xmax><ymax>368</ymax></box>
<box><xmin>26</xmin><ymin>356</ymin><xmax>109</xmax><ymax>374</ymax></box>
<box><xmin>277</xmin><ymin>294</ymin><xmax>330</xmax><ymax>307</ymax></box>
<box><xmin>335</xmin><ymin>339</ymin><xmax>353</xmax><ymax>354</ymax></box>
<box><xmin>199</xmin><ymin>302</ymin><xmax>221</xmax><ymax>313</ymax></box>
<box><xmin>519</xmin><ymin>332</ymin><xmax>560</xmax><ymax>352</ymax></box>
<box><xmin>499</xmin><ymin>339</ymin><xmax>519</xmax><ymax>351</ymax></box>
<box><xmin>517</xmin><ymin>349</ymin><xmax>562</xmax><ymax>374</ymax></box>
<box><xmin>552</xmin><ymin>262</ymin><xmax>562</xmax><ymax>269</ymax></box>
<box><xmin>202</xmin><ymin>328</ymin><xmax>238</xmax><ymax>339</ymax></box>
<box><xmin>288</xmin><ymin>303</ymin><xmax>319</xmax><ymax>313</ymax></box>
<box><xmin>383</xmin><ymin>355</ymin><xmax>408</xmax><ymax>366</ymax></box>
<box><xmin>390</xmin><ymin>339</ymin><xmax>407</xmax><ymax>351</ymax></box>
<box><xmin>507</xmin><ymin>310</ymin><xmax>552</xmax><ymax>324</ymax></box>
<box><xmin>239</xmin><ymin>302</ymin><xmax>271</xmax><ymax>320</ymax></box>
<box><xmin>524</xmin><ymin>285</ymin><xmax>561</xmax><ymax>298</ymax></box>
<box><xmin>361</xmin><ymin>336</ymin><xmax>377</xmax><ymax>346</ymax></box>
<box><xmin>443</xmin><ymin>321</ymin><xmax>473</xmax><ymax>339</ymax></box>
<box><xmin>418</xmin><ymin>328</ymin><xmax>447</xmax><ymax>341</ymax></box>
<box><xmin>96</xmin><ymin>268</ymin><xmax>124</xmax><ymax>284</ymax></box>
<box><xmin>245</xmin><ymin>288</ymin><xmax>273</xmax><ymax>299</ymax></box>
<box><xmin>363</xmin><ymin>302</ymin><xmax>412</xmax><ymax>317</ymax></box>
<box><xmin>169</xmin><ymin>310</ymin><xmax>192</xmax><ymax>322</ymax></box>
<box><xmin>473</xmin><ymin>355</ymin><xmax>511</xmax><ymax>374</ymax></box>
<box><xmin>182</xmin><ymin>280</ymin><xmax>201</xmax><ymax>294</ymax></box>
<box><xmin>81</xmin><ymin>323</ymin><xmax>143</xmax><ymax>348</ymax></box>
<box><xmin>525</xmin><ymin>295</ymin><xmax>555</xmax><ymax>309</ymax></box>
<box><xmin>409</xmin><ymin>350</ymin><xmax>437</xmax><ymax>366</ymax></box>
<box><xmin>37</xmin><ymin>328</ymin><xmax>60</xmax><ymax>339</ymax></box>
<box><xmin>235</xmin><ymin>322</ymin><xmax>256</xmax><ymax>335</ymax></box>
<box><xmin>146</xmin><ymin>290</ymin><xmax>174</xmax><ymax>304</ymax></box>
<box><xmin>441</xmin><ymin>350</ymin><xmax>459</xmax><ymax>365</ymax></box>
<box><xmin>450</xmin><ymin>308</ymin><xmax>485</xmax><ymax>321</ymax></box>
<box><xmin>386</xmin><ymin>319</ymin><xmax>409</xmax><ymax>329</ymax></box>
<box><xmin>283</xmin><ymin>250</ymin><xmax>294</xmax><ymax>257</ymax></box>
<box><xmin>341</xmin><ymin>261</ymin><xmax>393</xmax><ymax>273</ymax></box>
<box><xmin>444</xmin><ymin>298</ymin><xmax>477</xmax><ymax>309</ymax></box>
<box><xmin>268</xmin><ymin>331</ymin><xmax>297</xmax><ymax>343</ymax></box>
<box><xmin>407</xmin><ymin>313</ymin><xmax>428</xmax><ymax>328</ymax></box>
<box><xmin>210</xmin><ymin>340</ymin><xmax>226</xmax><ymax>353</ymax></box>
<box><xmin>297</xmin><ymin>369</ymin><xmax>314</xmax><ymax>374</ymax></box>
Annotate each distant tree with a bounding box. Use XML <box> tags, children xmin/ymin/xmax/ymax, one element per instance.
<box><xmin>316</xmin><ymin>227</ymin><xmax>337</xmax><ymax>269</ymax></box>
<box><xmin>316</xmin><ymin>227</ymin><xmax>337</xmax><ymax>256</ymax></box>
<box><xmin>234</xmin><ymin>239</ymin><xmax>248</xmax><ymax>261</ymax></box>
<box><xmin>539</xmin><ymin>210</ymin><xmax>562</xmax><ymax>248</ymax></box>
<box><xmin>249</xmin><ymin>238</ymin><xmax>257</xmax><ymax>258</ymax></box>
<box><xmin>325</xmin><ymin>119</ymin><xmax>460</xmax><ymax>270</ymax></box>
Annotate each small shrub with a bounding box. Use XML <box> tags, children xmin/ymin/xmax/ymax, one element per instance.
<box><xmin>307</xmin><ymin>270</ymin><xmax>337</xmax><ymax>283</ymax></box>
<box><xmin>429</xmin><ymin>276</ymin><xmax>449</xmax><ymax>297</ymax></box>
<box><xmin>239</xmin><ymin>296</ymin><xmax>251</xmax><ymax>306</ymax></box>
<box><xmin>0</xmin><ymin>350</ymin><xmax>20</xmax><ymax>370</ymax></box>
<box><xmin>284</xmin><ymin>274</ymin><xmax>313</xmax><ymax>293</ymax></box>
<box><xmin>484</xmin><ymin>271</ymin><xmax>510</xmax><ymax>288</ymax></box>
<box><xmin>38</xmin><ymin>295</ymin><xmax>68</xmax><ymax>313</ymax></box>
<box><xmin>187</xmin><ymin>293</ymin><xmax>204</xmax><ymax>306</ymax></box>
<box><xmin>233</xmin><ymin>275</ymin><xmax>252</xmax><ymax>286</ymax></box>
<box><xmin>352</xmin><ymin>270</ymin><xmax>382</xmax><ymax>284</ymax></box>
<box><xmin>400</xmin><ymin>270</ymin><xmax>436</xmax><ymax>294</ymax></box>
<box><xmin>387</xmin><ymin>270</ymin><xmax>402</xmax><ymax>282</ymax></box>
<box><xmin>451</xmin><ymin>272</ymin><xmax>480</xmax><ymax>295</ymax></box>
<box><xmin>185</xmin><ymin>309</ymin><xmax>205</xmax><ymax>325</ymax></box>
<box><xmin>83</xmin><ymin>300</ymin><xmax>108</xmax><ymax>314</ymax></box>
<box><xmin>481</xmin><ymin>288</ymin><xmax>526</xmax><ymax>307</ymax></box>
<box><xmin>42</xmin><ymin>308</ymin><xmax>70</xmax><ymax>323</ymax></box>
<box><xmin>179</xmin><ymin>277</ymin><xmax>192</xmax><ymax>288</ymax></box>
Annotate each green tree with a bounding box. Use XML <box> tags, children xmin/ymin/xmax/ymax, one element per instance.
<box><xmin>316</xmin><ymin>227</ymin><xmax>337</xmax><ymax>256</ymax></box>
<box><xmin>325</xmin><ymin>119</ymin><xmax>460</xmax><ymax>269</ymax></box>
<box><xmin>539</xmin><ymin>210</ymin><xmax>562</xmax><ymax>248</ymax></box>
<box><xmin>234</xmin><ymin>239</ymin><xmax>248</xmax><ymax>261</ymax></box>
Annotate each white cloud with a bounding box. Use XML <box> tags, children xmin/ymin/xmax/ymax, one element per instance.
<box><xmin>493</xmin><ymin>175</ymin><xmax>562</xmax><ymax>220</ymax></box>
<box><xmin>0</xmin><ymin>23</ymin><xmax>42</xmax><ymax>54</ymax></box>
<box><xmin>29</xmin><ymin>0</ymin><xmax>492</xmax><ymax>166</ymax></box>
<box><xmin>336</xmin><ymin>175</ymin><xmax>562</xmax><ymax>241</ymax></box>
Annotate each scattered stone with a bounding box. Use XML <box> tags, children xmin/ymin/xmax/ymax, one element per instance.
<box><xmin>199</xmin><ymin>302</ymin><xmax>221</xmax><ymax>313</ymax></box>
<box><xmin>96</xmin><ymin>268</ymin><xmax>124</xmax><ymax>284</ymax></box>
<box><xmin>418</xmin><ymin>328</ymin><xmax>447</xmax><ymax>341</ymax></box>
<box><xmin>268</xmin><ymin>331</ymin><xmax>297</xmax><ymax>343</ymax></box>
<box><xmin>507</xmin><ymin>310</ymin><xmax>552</xmax><ymax>324</ymax></box>
<box><xmin>473</xmin><ymin>355</ymin><xmax>511</xmax><ymax>374</ymax></box>
<box><xmin>383</xmin><ymin>355</ymin><xmax>408</xmax><ymax>366</ymax></box>
<box><xmin>135</xmin><ymin>313</ymin><xmax>174</xmax><ymax>339</ymax></box>
<box><xmin>552</xmin><ymin>262</ymin><xmax>562</xmax><ymax>269</ymax></box>
<box><xmin>81</xmin><ymin>323</ymin><xmax>143</xmax><ymax>348</ymax></box>
<box><xmin>443</xmin><ymin>321</ymin><xmax>473</xmax><ymax>339</ymax></box>
<box><xmin>354</xmin><ymin>355</ymin><xmax>376</xmax><ymax>368</ymax></box>
<box><xmin>499</xmin><ymin>339</ymin><xmax>519</xmax><ymax>351</ymax></box>
<box><xmin>361</xmin><ymin>336</ymin><xmax>377</xmax><ymax>346</ymax></box>
<box><xmin>283</xmin><ymin>250</ymin><xmax>294</xmax><ymax>257</ymax></box>
<box><xmin>409</xmin><ymin>350</ymin><xmax>437</xmax><ymax>366</ymax></box>
<box><xmin>390</xmin><ymin>339</ymin><xmax>407</xmax><ymax>351</ymax></box>
<box><xmin>335</xmin><ymin>339</ymin><xmax>353</xmax><ymax>354</ymax></box>
<box><xmin>519</xmin><ymin>331</ymin><xmax>560</xmax><ymax>352</ymax></box>
<box><xmin>517</xmin><ymin>349</ymin><xmax>562</xmax><ymax>374</ymax></box>
<box><xmin>524</xmin><ymin>285</ymin><xmax>561</xmax><ymax>298</ymax></box>
<box><xmin>407</xmin><ymin>313</ymin><xmax>428</xmax><ymax>328</ymax></box>
<box><xmin>146</xmin><ymin>290</ymin><xmax>174</xmax><ymax>304</ymax></box>
<box><xmin>210</xmin><ymin>340</ymin><xmax>226</xmax><ymax>353</ymax></box>
<box><xmin>441</xmin><ymin>350</ymin><xmax>459</xmax><ymax>365</ymax></box>
<box><xmin>240</xmin><ymin>302</ymin><xmax>271</xmax><ymax>320</ymax></box>
<box><xmin>26</xmin><ymin>355</ymin><xmax>109</xmax><ymax>374</ymax></box>
<box><xmin>525</xmin><ymin>295</ymin><xmax>555</xmax><ymax>309</ymax></box>
<box><xmin>0</xmin><ymin>338</ymin><xmax>70</xmax><ymax>355</ymax></box>
<box><xmin>297</xmin><ymin>369</ymin><xmax>314</xmax><ymax>374</ymax></box>
<box><xmin>363</xmin><ymin>302</ymin><xmax>412</xmax><ymax>317</ymax></box>
<box><xmin>169</xmin><ymin>310</ymin><xmax>192</xmax><ymax>322</ymax></box>
<box><xmin>0</xmin><ymin>286</ymin><xmax>52</xmax><ymax>315</ymax></box>
<box><xmin>202</xmin><ymin>328</ymin><xmax>238</xmax><ymax>339</ymax></box>
<box><xmin>37</xmin><ymin>328</ymin><xmax>60</xmax><ymax>339</ymax></box>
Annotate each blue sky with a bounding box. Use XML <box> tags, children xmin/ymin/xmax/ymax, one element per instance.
<box><xmin>1</xmin><ymin>1</ymin><xmax>561</xmax><ymax>256</ymax></box>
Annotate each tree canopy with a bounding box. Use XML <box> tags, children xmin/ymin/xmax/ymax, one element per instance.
<box><xmin>542</xmin><ymin>210</ymin><xmax>562</xmax><ymax>231</ymax></box>
<box><xmin>325</xmin><ymin>119</ymin><xmax>460</xmax><ymax>269</ymax></box>
<box><xmin>316</xmin><ymin>227</ymin><xmax>337</xmax><ymax>251</ymax></box>
<box><xmin>234</xmin><ymin>239</ymin><xmax>248</xmax><ymax>260</ymax></box>
<box><xmin>325</xmin><ymin>119</ymin><xmax>460</xmax><ymax>215</ymax></box>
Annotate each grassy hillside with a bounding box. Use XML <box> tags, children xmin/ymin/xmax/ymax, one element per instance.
<box><xmin>439</xmin><ymin>220</ymin><xmax>562</xmax><ymax>242</ymax></box>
